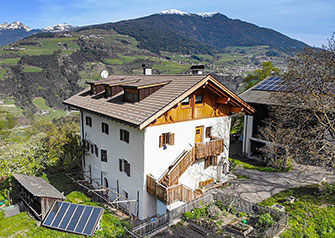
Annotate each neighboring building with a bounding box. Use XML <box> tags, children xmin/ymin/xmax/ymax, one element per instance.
<box><xmin>64</xmin><ymin>74</ymin><xmax>254</xmax><ymax>219</ymax></box>
<box><xmin>239</xmin><ymin>76</ymin><xmax>283</xmax><ymax>159</ymax></box>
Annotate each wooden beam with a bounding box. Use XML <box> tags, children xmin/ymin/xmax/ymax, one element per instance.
<box><xmin>231</xmin><ymin>107</ymin><xmax>244</xmax><ymax>113</ymax></box>
<box><xmin>217</xmin><ymin>97</ymin><xmax>230</xmax><ymax>104</ymax></box>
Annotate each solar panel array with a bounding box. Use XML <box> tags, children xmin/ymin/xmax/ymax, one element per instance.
<box><xmin>253</xmin><ymin>77</ymin><xmax>287</xmax><ymax>91</ymax></box>
<box><xmin>42</xmin><ymin>201</ymin><xmax>104</xmax><ymax>236</ymax></box>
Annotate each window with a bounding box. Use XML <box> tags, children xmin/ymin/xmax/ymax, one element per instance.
<box><xmin>102</xmin><ymin>122</ymin><xmax>109</xmax><ymax>135</ymax></box>
<box><xmin>206</xmin><ymin>127</ymin><xmax>212</xmax><ymax>138</ymax></box>
<box><xmin>123</xmin><ymin>190</ymin><xmax>128</xmax><ymax>199</ymax></box>
<box><xmin>91</xmin><ymin>143</ymin><xmax>94</xmax><ymax>154</ymax></box>
<box><xmin>86</xmin><ymin>116</ymin><xmax>92</xmax><ymax>127</ymax></box>
<box><xmin>85</xmin><ymin>140</ymin><xmax>90</xmax><ymax>152</ymax></box>
<box><xmin>119</xmin><ymin>159</ymin><xmax>130</xmax><ymax>177</ymax></box>
<box><xmin>101</xmin><ymin>149</ymin><xmax>107</xmax><ymax>162</ymax></box>
<box><xmin>159</xmin><ymin>133</ymin><xmax>175</xmax><ymax>147</ymax></box>
<box><xmin>195</xmin><ymin>95</ymin><xmax>203</xmax><ymax>104</ymax></box>
<box><xmin>94</xmin><ymin>144</ymin><xmax>98</xmax><ymax>157</ymax></box>
<box><xmin>120</xmin><ymin>129</ymin><xmax>129</xmax><ymax>143</ymax></box>
<box><xmin>125</xmin><ymin>89</ymin><xmax>139</xmax><ymax>102</ymax></box>
<box><xmin>181</xmin><ymin>96</ymin><xmax>190</xmax><ymax>106</ymax></box>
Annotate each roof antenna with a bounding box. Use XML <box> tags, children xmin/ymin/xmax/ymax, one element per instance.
<box><xmin>100</xmin><ymin>70</ymin><xmax>109</xmax><ymax>79</ymax></box>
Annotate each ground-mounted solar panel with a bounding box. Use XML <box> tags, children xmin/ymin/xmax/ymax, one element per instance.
<box><xmin>42</xmin><ymin>201</ymin><xmax>104</xmax><ymax>237</ymax></box>
<box><xmin>253</xmin><ymin>77</ymin><xmax>285</xmax><ymax>92</ymax></box>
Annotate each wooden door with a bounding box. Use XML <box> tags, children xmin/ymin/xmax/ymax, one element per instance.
<box><xmin>195</xmin><ymin>126</ymin><xmax>203</xmax><ymax>143</ymax></box>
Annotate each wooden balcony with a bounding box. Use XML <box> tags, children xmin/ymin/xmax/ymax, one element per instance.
<box><xmin>194</xmin><ymin>138</ymin><xmax>225</xmax><ymax>159</ymax></box>
<box><xmin>147</xmin><ymin>174</ymin><xmax>199</xmax><ymax>204</ymax></box>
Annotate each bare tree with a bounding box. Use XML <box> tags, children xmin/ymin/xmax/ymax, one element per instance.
<box><xmin>259</xmin><ymin>34</ymin><xmax>335</xmax><ymax>169</ymax></box>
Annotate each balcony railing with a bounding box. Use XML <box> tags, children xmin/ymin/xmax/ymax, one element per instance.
<box><xmin>147</xmin><ymin>174</ymin><xmax>199</xmax><ymax>204</ymax></box>
<box><xmin>194</xmin><ymin>138</ymin><xmax>225</xmax><ymax>159</ymax></box>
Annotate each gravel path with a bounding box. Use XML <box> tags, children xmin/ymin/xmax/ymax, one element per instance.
<box><xmin>224</xmin><ymin>165</ymin><xmax>335</xmax><ymax>203</ymax></box>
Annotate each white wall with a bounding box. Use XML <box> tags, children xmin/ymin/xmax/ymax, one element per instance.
<box><xmin>143</xmin><ymin>116</ymin><xmax>231</xmax><ymax>215</ymax></box>
<box><xmin>81</xmin><ymin>111</ymin><xmax>146</xmax><ymax>219</ymax></box>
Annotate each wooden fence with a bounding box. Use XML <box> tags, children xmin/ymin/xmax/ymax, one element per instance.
<box><xmin>131</xmin><ymin>189</ymin><xmax>287</xmax><ymax>237</ymax></box>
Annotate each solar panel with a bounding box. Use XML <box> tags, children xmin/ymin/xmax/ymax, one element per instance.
<box><xmin>253</xmin><ymin>77</ymin><xmax>285</xmax><ymax>92</ymax></box>
<box><xmin>42</xmin><ymin>201</ymin><xmax>104</xmax><ymax>237</ymax></box>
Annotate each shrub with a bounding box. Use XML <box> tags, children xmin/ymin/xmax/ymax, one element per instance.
<box><xmin>193</xmin><ymin>206</ymin><xmax>207</xmax><ymax>219</ymax></box>
<box><xmin>183</xmin><ymin>211</ymin><xmax>193</xmax><ymax>221</ymax></box>
<box><xmin>230</xmin><ymin>206</ymin><xmax>237</xmax><ymax>215</ymax></box>
<box><xmin>216</xmin><ymin>201</ymin><xmax>226</xmax><ymax>211</ymax></box>
<box><xmin>256</xmin><ymin>213</ymin><xmax>274</xmax><ymax>232</ymax></box>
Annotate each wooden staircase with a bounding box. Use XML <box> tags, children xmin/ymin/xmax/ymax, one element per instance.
<box><xmin>147</xmin><ymin>138</ymin><xmax>225</xmax><ymax>205</ymax></box>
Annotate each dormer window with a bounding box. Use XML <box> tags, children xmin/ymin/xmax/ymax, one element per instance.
<box><xmin>181</xmin><ymin>96</ymin><xmax>190</xmax><ymax>106</ymax></box>
<box><xmin>125</xmin><ymin>89</ymin><xmax>139</xmax><ymax>102</ymax></box>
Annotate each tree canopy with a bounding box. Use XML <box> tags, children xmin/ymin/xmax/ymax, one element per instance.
<box><xmin>259</xmin><ymin>35</ymin><xmax>335</xmax><ymax>168</ymax></box>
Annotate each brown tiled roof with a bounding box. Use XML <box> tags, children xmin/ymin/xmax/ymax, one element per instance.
<box><xmin>64</xmin><ymin>74</ymin><xmax>254</xmax><ymax>129</ymax></box>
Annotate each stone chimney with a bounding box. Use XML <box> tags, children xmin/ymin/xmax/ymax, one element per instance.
<box><xmin>191</xmin><ymin>65</ymin><xmax>205</xmax><ymax>75</ymax></box>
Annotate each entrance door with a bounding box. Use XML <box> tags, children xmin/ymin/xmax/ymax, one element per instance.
<box><xmin>195</xmin><ymin>126</ymin><xmax>203</xmax><ymax>143</ymax></box>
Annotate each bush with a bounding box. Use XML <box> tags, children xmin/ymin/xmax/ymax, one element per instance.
<box><xmin>216</xmin><ymin>201</ymin><xmax>226</xmax><ymax>211</ymax></box>
<box><xmin>183</xmin><ymin>211</ymin><xmax>193</xmax><ymax>221</ymax></box>
<box><xmin>193</xmin><ymin>206</ymin><xmax>207</xmax><ymax>219</ymax></box>
<box><xmin>229</xmin><ymin>206</ymin><xmax>237</xmax><ymax>215</ymax></box>
<box><xmin>256</xmin><ymin>213</ymin><xmax>274</xmax><ymax>232</ymax></box>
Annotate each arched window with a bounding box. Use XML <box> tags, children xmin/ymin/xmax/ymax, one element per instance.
<box><xmin>104</xmin><ymin>177</ymin><xmax>109</xmax><ymax>188</ymax></box>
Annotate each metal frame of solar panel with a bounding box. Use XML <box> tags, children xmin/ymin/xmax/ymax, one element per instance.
<box><xmin>253</xmin><ymin>77</ymin><xmax>286</xmax><ymax>91</ymax></box>
<box><xmin>42</xmin><ymin>201</ymin><xmax>104</xmax><ymax>236</ymax></box>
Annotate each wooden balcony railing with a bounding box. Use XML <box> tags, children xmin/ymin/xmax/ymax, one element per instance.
<box><xmin>147</xmin><ymin>174</ymin><xmax>199</xmax><ymax>204</ymax></box>
<box><xmin>195</xmin><ymin>138</ymin><xmax>225</xmax><ymax>159</ymax></box>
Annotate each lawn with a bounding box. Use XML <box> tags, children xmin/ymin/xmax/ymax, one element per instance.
<box><xmin>33</xmin><ymin>97</ymin><xmax>73</xmax><ymax>121</ymax></box>
<box><xmin>33</xmin><ymin>97</ymin><xmax>50</xmax><ymax>110</ymax></box>
<box><xmin>260</xmin><ymin>183</ymin><xmax>335</xmax><ymax>237</ymax></box>
<box><xmin>153</xmin><ymin>61</ymin><xmax>189</xmax><ymax>74</ymax></box>
<box><xmin>229</xmin><ymin>157</ymin><xmax>284</xmax><ymax>172</ymax></box>
<box><xmin>22</xmin><ymin>66</ymin><xmax>43</xmax><ymax>73</ymax></box>
<box><xmin>0</xmin><ymin>58</ymin><xmax>20</xmax><ymax>65</ymax></box>
<box><xmin>0</xmin><ymin>68</ymin><xmax>8</xmax><ymax>80</ymax></box>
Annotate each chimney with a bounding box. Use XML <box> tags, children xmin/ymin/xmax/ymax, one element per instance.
<box><xmin>191</xmin><ymin>65</ymin><xmax>205</xmax><ymax>75</ymax></box>
<box><xmin>142</xmin><ymin>64</ymin><xmax>152</xmax><ymax>75</ymax></box>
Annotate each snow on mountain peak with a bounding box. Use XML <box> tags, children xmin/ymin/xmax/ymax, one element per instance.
<box><xmin>42</xmin><ymin>23</ymin><xmax>74</xmax><ymax>32</ymax></box>
<box><xmin>0</xmin><ymin>22</ymin><xmax>31</xmax><ymax>31</ymax></box>
<box><xmin>160</xmin><ymin>9</ymin><xmax>189</xmax><ymax>16</ymax></box>
<box><xmin>196</xmin><ymin>12</ymin><xmax>218</xmax><ymax>17</ymax></box>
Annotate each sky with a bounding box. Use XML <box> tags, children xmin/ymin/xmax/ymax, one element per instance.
<box><xmin>0</xmin><ymin>0</ymin><xmax>334</xmax><ymax>47</ymax></box>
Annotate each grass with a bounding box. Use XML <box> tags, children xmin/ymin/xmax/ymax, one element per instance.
<box><xmin>153</xmin><ymin>61</ymin><xmax>189</xmax><ymax>74</ymax></box>
<box><xmin>260</xmin><ymin>183</ymin><xmax>335</xmax><ymax>237</ymax></box>
<box><xmin>22</xmin><ymin>66</ymin><xmax>43</xmax><ymax>73</ymax></box>
<box><xmin>0</xmin><ymin>104</ymin><xmax>24</xmax><ymax>117</ymax></box>
<box><xmin>33</xmin><ymin>97</ymin><xmax>49</xmax><ymax>110</ymax></box>
<box><xmin>0</xmin><ymin>58</ymin><xmax>20</xmax><ymax>65</ymax></box>
<box><xmin>105</xmin><ymin>58</ymin><xmax>123</xmax><ymax>64</ymax></box>
<box><xmin>229</xmin><ymin>157</ymin><xmax>284</xmax><ymax>172</ymax></box>
<box><xmin>0</xmin><ymin>171</ymin><xmax>129</xmax><ymax>237</ymax></box>
<box><xmin>0</xmin><ymin>68</ymin><xmax>8</xmax><ymax>80</ymax></box>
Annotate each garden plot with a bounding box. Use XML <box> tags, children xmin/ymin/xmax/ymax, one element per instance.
<box><xmin>154</xmin><ymin>201</ymin><xmax>276</xmax><ymax>238</ymax></box>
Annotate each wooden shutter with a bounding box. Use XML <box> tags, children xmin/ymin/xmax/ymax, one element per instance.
<box><xmin>169</xmin><ymin>133</ymin><xmax>175</xmax><ymax>145</ymax></box>
<box><xmin>125</xmin><ymin>161</ymin><xmax>130</xmax><ymax>177</ymax></box>
<box><xmin>125</xmin><ymin>130</ymin><xmax>129</xmax><ymax>143</ymax></box>
<box><xmin>119</xmin><ymin>159</ymin><xmax>123</xmax><ymax>171</ymax></box>
<box><xmin>119</xmin><ymin>129</ymin><xmax>122</xmax><ymax>141</ymax></box>
<box><xmin>204</xmin><ymin>157</ymin><xmax>210</xmax><ymax>169</ymax></box>
<box><xmin>95</xmin><ymin>144</ymin><xmax>98</xmax><ymax>157</ymax></box>
<box><xmin>159</xmin><ymin>135</ymin><xmax>163</xmax><ymax>147</ymax></box>
<box><xmin>214</xmin><ymin>156</ymin><xmax>218</xmax><ymax>166</ymax></box>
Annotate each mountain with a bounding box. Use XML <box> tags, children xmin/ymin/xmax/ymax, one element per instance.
<box><xmin>106</xmin><ymin>10</ymin><xmax>308</xmax><ymax>54</ymax></box>
<box><xmin>42</xmin><ymin>24</ymin><xmax>75</xmax><ymax>33</ymax></box>
<box><xmin>0</xmin><ymin>22</ymin><xmax>75</xmax><ymax>46</ymax></box>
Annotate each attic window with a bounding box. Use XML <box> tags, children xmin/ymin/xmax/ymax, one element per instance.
<box><xmin>181</xmin><ymin>96</ymin><xmax>190</xmax><ymax>106</ymax></box>
<box><xmin>195</xmin><ymin>95</ymin><xmax>203</xmax><ymax>104</ymax></box>
<box><xmin>125</xmin><ymin>89</ymin><xmax>139</xmax><ymax>102</ymax></box>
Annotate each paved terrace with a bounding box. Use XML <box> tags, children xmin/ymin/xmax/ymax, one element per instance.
<box><xmin>224</xmin><ymin>165</ymin><xmax>335</xmax><ymax>203</ymax></box>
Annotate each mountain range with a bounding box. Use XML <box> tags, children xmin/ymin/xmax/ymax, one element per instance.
<box><xmin>0</xmin><ymin>22</ymin><xmax>75</xmax><ymax>46</ymax></box>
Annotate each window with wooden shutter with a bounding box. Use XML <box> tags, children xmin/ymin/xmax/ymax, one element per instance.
<box><xmin>206</xmin><ymin>127</ymin><xmax>212</xmax><ymax>138</ymax></box>
<box><xmin>120</xmin><ymin>129</ymin><xmax>130</xmax><ymax>143</ymax></box>
<box><xmin>101</xmin><ymin>149</ymin><xmax>107</xmax><ymax>162</ymax></box>
<box><xmin>125</xmin><ymin>161</ymin><xmax>130</xmax><ymax>177</ymax></box>
<box><xmin>159</xmin><ymin>133</ymin><xmax>175</xmax><ymax>147</ymax></box>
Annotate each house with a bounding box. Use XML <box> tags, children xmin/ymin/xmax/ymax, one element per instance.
<box><xmin>239</xmin><ymin>76</ymin><xmax>284</xmax><ymax>159</ymax></box>
<box><xmin>64</xmin><ymin>73</ymin><xmax>254</xmax><ymax>219</ymax></box>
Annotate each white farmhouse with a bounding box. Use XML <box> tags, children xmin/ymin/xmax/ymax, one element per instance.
<box><xmin>64</xmin><ymin>74</ymin><xmax>254</xmax><ymax>219</ymax></box>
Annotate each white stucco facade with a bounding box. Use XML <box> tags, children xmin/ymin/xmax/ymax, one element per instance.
<box><xmin>81</xmin><ymin>110</ymin><xmax>232</xmax><ymax>219</ymax></box>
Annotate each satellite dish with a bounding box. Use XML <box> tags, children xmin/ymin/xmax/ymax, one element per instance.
<box><xmin>101</xmin><ymin>70</ymin><xmax>109</xmax><ymax>79</ymax></box>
